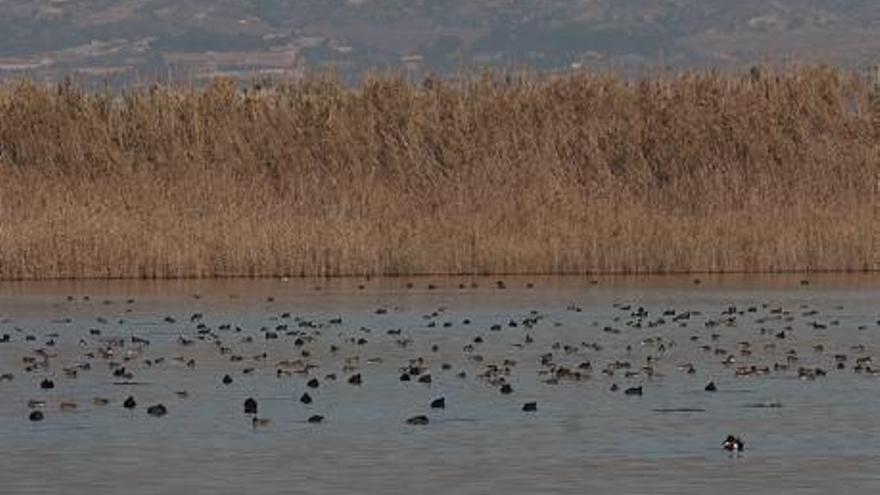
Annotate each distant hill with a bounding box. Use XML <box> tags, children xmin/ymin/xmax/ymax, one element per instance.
<box><xmin>2</xmin><ymin>0</ymin><xmax>879</xmax><ymax>83</ymax></box>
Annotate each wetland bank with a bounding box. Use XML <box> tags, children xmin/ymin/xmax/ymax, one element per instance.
<box><xmin>0</xmin><ymin>66</ymin><xmax>878</xmax><ymax>279</ymax></box>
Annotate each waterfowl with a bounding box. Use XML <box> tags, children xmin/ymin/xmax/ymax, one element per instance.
<box><xmin>522</xmin><ymin>402</ymin><xmax>538</xmax><ymax>412</ymax></box>
<box><xmin>430</xmin><ymin>397</ymin><xmax>445</xmax><ymax>409</ymax></box>
<box><xmin>29</xmin><ymin>411</ymin><xmax>44</xmax><ymax>422</ymax></box>
<box><xmin>722</xmin><ymin>435</ymin><xmax>744</xmax><ymax>451</ymax></box>
<box><xmin>40</xmin><ymin>378</ymin><xmax>54</xmax><ymax>390</ymax></box>
<box><xmin>123</xmin><ymin>396</ymin><xmax>137</xmax><ymax>410</ymax></box>
<box><xmin>307</xmin><ymin>415</ymin><xmax>324</xmax><ymax>423</ymax></box>
<box><xmin>221</xmin><ymin>374</ymin><xmax>233</xmax><ymax>385</ymax></box>
<box><xmin>406</xmin><ymin>415</ymin><xmax>429</xmax><ymax>425</ymax></box>
<box><xmin>705</xmin><ymin>381</ymin><xmax>718</xmax><ymax>392</ymax></box>
<box><xmin>624</xmin><ymin>386</ymin><xmax>643</xmax><ymax>396</ymax></box>
<box><xmin>500</xmin><ymin>383</ymin><xmax>513</xmax><ymax>394</ymax></box>
<box><xmin>252</xmin><ymin>417</ymin><xmax>271</xmax><ymax>428</ymax></box>
<box><xmin>147</xmin><ymin>404</ymin><xmax>168</xmax><ymax>417</ymax></box>
<box><xmin>59</xmin><ymin>401</ymin><xmax>77</xmax><ymax>411</ymax></box>
<box><xmin>300</xmin><ymin>392</ymin><xmax>312</xmax><ymax>404</ymax></box>
<box><xmin>244</xmin><ymin>398</ymin><xmax>258</xmax><ymax>414</ymax></box>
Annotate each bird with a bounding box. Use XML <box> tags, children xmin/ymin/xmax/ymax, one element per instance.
<box><xmin>147</xmin><ymin>404</ymin><xmax>168</xmax><ymax>417</ymax></box>
<box><xmin>624</xmin><ymin>386</ymin><xmax>643</xmax><ymax>396</ymax></box>
<box><xmin>722</xmin><ymin>435</ymin><xmax>744</xmax><ymax>451</ymax></box>
<box><xmin>406</xmin><ymin>415</ymin><xmax>429</xmax><ymax>425</ymax></box>
<box><xmin>252</xmin><ymin>417</ymin><xmax>271</xmax><ymax>428</ymax></box>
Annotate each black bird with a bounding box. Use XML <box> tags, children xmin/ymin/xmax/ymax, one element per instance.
<box><xmin>705</xmin><ymin>381</ymin><xmax>718</xmax><ymax>392</ymax></box>
<box><xmin>29</xmin><ymin>411</ymin><xmax>44</xmax><ymax>422</ymax></box>
<box><xmin>522</xmin><ymin>402</ymin><xmax>538</xmax><ymax>412</ymax></box>
<box><xmin>307</xmin><ymin>415</ymin><xmax>324</xmax><ymax>424</ymax></box>
<box><xmin>300</xmin><ymin>392</ymin><xmax>312</xmax><ymax>404</ymax></box>
<box><xmin>244</xmin><ymin>398</ymin><xmax>258</xmax><ymax>415</ymax></box>
<box><xmin>40</xmin><ymin>379</ymin><xmax>54</xmax><ymax>390</ymax></box>
<box><xmin>406</xmin><ymin>415</ymin><xmax>429</xmax><ymax>425</ymax></box>
<box><xmin>348</xmin><ymin>374</ymin><xmax>362</xmax><ymax>385</ymax></box>
<box><xmin>222</xmin><ymin>374</ymin><xmax>233</xmax><ymax>385</ymax></box>
<box><xmin>430</xmin><ymin>397</ymin><xmax>445</xmax><ymax>409</ymax></box>
<box><xmin>624</xmin><ymin>386</ymin><xmax>643</xmax><ymax>396</ymax></box>
<box><xmin>147</xmin><ymin>404</ymin><xmax>168</xmax><ymax>417</ymax></box>
<box><xmin>500</xmin><ymin>384</ymin><xmax>513</xmax><ymax>394</ymax></box>
<box><xmin>123</xmin><ymin>396</ymin><xmax>137</xmax><ymax>409</ymax></box>
<box><xmin>307</xmin><ymin>378</ymin><xmax>320</xmax><ymax>389</ymax></box>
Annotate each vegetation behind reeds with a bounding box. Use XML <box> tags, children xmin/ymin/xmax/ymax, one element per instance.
<box><xmin>0</xmin><ymin>66</ymin><xmax>878</xmax><ymax>279</ymax></box>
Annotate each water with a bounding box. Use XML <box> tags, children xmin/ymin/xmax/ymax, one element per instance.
<box><xmin>1</xmin><ymin>275</ymin><xmax>879</xmax><ymax>494</ymax></box>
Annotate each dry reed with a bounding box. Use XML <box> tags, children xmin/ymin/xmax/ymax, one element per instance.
<box><xmin>0</xmin><ymin>66</ymin><xmax>877</xmax><ymax>279</ymax></box>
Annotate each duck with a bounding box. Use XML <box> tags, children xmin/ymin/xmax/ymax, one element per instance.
<box><xmin>722</xmin><ymin>435</ymin><xmax>744</xmax><ymax>451</ymax></box>
<box><xmin>252</xmin><ymin>417</ymin><xmax>271</xmax><ymax>428</ymax></box>
<box><xmin>406</xmin><ymin>415</ymin><xmax>429</xmax><ymax>425</ymax></box>
<box><xmin>147</xmin><ymin>404</ymin><xmax>168</xmax><ymax>417</ymax></box>
<box><xmin>624</xmin><ymin>386</ymin><xmax>643</xmax><ymax>396</ymax></box>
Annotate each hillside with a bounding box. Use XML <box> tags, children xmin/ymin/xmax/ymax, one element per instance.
<box><xmin>1</xmin><ymin>1</ymin><xmax>879</xmax><ymax>82</ymax></box>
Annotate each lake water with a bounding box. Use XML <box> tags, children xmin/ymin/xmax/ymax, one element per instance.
<box><xmin>1</xmin><ymin>275</ymin><xmax>879</xmax><ymax>494</ymax></box>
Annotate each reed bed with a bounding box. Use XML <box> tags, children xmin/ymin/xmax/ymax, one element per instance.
<box><xmin>0</xmin><ymin>66</ymin><xmax>877</xmax><ymax>279</ymax></box>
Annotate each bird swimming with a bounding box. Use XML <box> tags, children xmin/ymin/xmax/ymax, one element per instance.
<box><xmin>722</xmin><ymin>435</ymin><xmax>744</xmax><ymax>451</ymax></box>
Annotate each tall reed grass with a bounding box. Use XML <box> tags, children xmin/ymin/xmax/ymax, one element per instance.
<box><xmin>0</xmin><ymin>66</ymin><xmax>877</xmax><ymax>279</ymax></box>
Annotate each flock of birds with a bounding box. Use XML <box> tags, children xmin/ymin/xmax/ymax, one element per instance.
<box><xmin>2</xmin><ymin>278</ymin><xmax>878</xmax><ymax>454</ymax></box>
